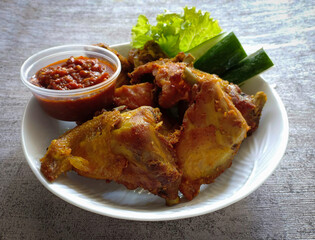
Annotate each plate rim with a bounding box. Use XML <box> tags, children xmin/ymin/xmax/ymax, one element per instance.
<box><xmin>21</xmin><ymin>43</ymin><xmax>289</xmax><ymax>221</ymax></box>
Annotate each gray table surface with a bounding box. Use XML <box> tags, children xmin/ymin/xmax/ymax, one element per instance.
<box><xmin>1</xmin><ymin>0</ymin><xmax>314</xmax><ymax>239</ymax></box>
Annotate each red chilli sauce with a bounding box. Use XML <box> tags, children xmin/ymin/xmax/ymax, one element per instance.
<box><xmin>30</xmin><ymin>56</ymin><xmax>117</xmax><ymax>121</ymax></box>
<box><xmin>31</xmin><ymin>56</ymin><xmax>114</xmax><ymax>89</ymax></box>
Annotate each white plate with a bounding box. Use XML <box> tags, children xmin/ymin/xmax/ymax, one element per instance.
<box><xmin>21</xmin><ymin>43</ymin><xmax>289</xmax><ymax>221</ymax></box>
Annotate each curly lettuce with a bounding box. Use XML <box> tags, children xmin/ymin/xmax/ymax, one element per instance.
<box><xmin>131</xmin><ymin>6</ymin><xmax>222</xmax><ymax>57</ymax></box>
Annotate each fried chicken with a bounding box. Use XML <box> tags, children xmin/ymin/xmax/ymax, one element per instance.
<box><xmin>128</xmin><ymin>57</ymin><xmax>266</xmax><ymax>200</ymax></box>
<box><xmin>224</xmin><ymin>83</ymin><xmax>267</xmax><ymax>135</ymax></box>
<box><xmin>40</xmin><ymin>51</ymin><xmax>267</xmax><ymax>204</ymax></box>
<box><xmin>176</xmin><ymin>75</ymin><xmax>249</xmax><ymax>200</ymax></box>
<box><xmin>41</xmin><ymin>109</ymin><xmax>125</xmax><ymax>181</ymax></box>
<box><xmin>128</xmin><ymin>40</ymin><xmax>168</xmax><ymax>68</ymax></box>
<box><xmin>114</xmin><ymin>82</ymin><xmax>155</xmax><ymax>109</ymax></box>
<box><xmin>129</xmin><ymin>56</ymin><xmax>266</xmax><ymax>135</ymax></box>
<box><xmin>129</xmin><ymin>53</ymin><xmax>194</xmax><ymax>108</ymax></box>
<box><xmin>41</xmin><ymin>106</ymin><xmax>181</xmax><ymax>204</ymax></box>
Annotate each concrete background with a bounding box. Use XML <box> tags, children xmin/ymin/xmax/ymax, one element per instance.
<box><xmin>0</xmin><ymin>0</ymin><xmax>314</xmax><ymax>239</ymax></box>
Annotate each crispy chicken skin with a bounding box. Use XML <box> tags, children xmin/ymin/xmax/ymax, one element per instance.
<box><xmin>40</xmin><ymin>110</ymin><xmax>125</xmax><ymax>181</ymax></box>
<box><xmin>224</xmin><ymin>84</ymin><xmax>267</xmax><ymax>135</ymax></box>
<box><xmin>114</xmin><ymin>82</ymin><xmax>155</xmax><ymax>109</ymax></box>
<box><xmin>129</xmin><ymin>54</ymin><xmax>193</xmax><ymax>108</ymax></box>
<box><xmin>176</xmin><ymin>76</ymin><xmax>249</xmax><ymax>200</ymax></box>
<box><xmin>41</xmin><ymin>106</ymin><xmax>181</xmax><ymax>203</ymax></box>
<box><xmin>188</xmin><ymin>68</ymin><xmax>267</xmax><ymax>136</ymax></box>
<box><xmin>111</xmin><ymin>107</ymin><xmax>181</xmax><ymax>203</ymax></box>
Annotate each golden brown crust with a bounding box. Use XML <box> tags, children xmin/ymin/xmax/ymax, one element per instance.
<box><xmin>40</xmin><ymin>106</ymin><xmax>181</xmax><ymax>201</ymax></box>
<box><xmin>176</xmin><ymin>78</ymin><xmax>249</xmax><ymax>200</ymax></box>
<box><xmin>114</xmin><ymin>82</ymin><xmax>155</xmax><ymax>109</ymax></box>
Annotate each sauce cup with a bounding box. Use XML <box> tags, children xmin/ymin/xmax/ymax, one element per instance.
<box><xmin>20</xmin><ymin>44</ymin><xmax>121</xmax><ymax>121</ymax></box>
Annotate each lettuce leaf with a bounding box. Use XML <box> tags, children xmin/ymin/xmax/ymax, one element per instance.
<box><xmin>131</xmin><ymin>6</ymin><xmax>222</xmax><ymax>57</ymax></box>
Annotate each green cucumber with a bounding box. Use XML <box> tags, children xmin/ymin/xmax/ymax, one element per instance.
<box><xmin>193</xmin><ymin>32</ymin><xmax>247</xmax><ymax>76</ymax></box>
<box><xmin>221</xmin><ymin>48</ymin><xmax>274</xmax><ymax>84</ymax></box>
<box><xmin>186</xmin><ymin>32</ymin><xmax>228</xmax><ymax>60</ymax></box>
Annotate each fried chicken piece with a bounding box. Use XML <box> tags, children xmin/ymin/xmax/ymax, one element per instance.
<box><xmin>176</xmin><ymin>75</ymin><xmax>249</xmax><ymax>200</ymax></box>
<box><xmin>95</xmin><ymin>43</ymin><xmax>133</xmax><ymax>87</ymax></box>
<box><xmin>41</xmin><ymin>106</ymin><xmax>181</xmax><ymax>203</ymax></box>
<box><xmin>129</xmin><ymin>54</ymin><xmax>193</xmax><ymax>108</ymax></box>
<box><xmin>111</xmin><ymin>107</ymin><xmax>181</xmax><ymax>203</ymax></box>
<box><xmin>128</xmin><ymin>40</ymin><xmax>168</xmax><ymax>68</ymax></box>
<box><xmin>224</xmin><ymin>84</ymin><xmax>267</xmax><ymax>135</ymax></box>
<box><xmin>186</xmin><ymin>68</ymin><xmax>267</xmax><ymax>135</ymax></box>
<box><xmin>40</xmin><ymin>110</ymin><xmax>125</xmax><ymax>181</ymax></box>
<box><xmin>114</xmin><ymin>82</ymin><xmax>155</xmax><ymax>109</ymax></box>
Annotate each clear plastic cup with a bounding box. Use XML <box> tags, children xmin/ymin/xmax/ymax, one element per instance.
<box><xmin>20</xmin><ymin>44</ymin><xmax>121</xmax><ymax>121</ymax></box>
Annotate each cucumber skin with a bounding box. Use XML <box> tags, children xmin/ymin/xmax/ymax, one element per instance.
<box><xmin>186</xmin><ymin>33</ymin><xmax>227</xmax><ymax>60</ymax></box>
<box><xmin>222</xmin><ymin>48</ymin><xmax>274</xmax><ymax>84</ymax></box>
<box><xmin>193</xmin><ymin>32</ymin><xmax>247</xmax><ymax>76</ymax></box>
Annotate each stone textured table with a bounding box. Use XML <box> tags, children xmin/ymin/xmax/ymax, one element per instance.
<box><xmin>0</xmin><ymin>1</ymin><xmax>314</xmax><ymax>239</ymax></box>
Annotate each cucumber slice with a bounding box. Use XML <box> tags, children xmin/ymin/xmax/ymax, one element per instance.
<box><xmin>186</xmin><ymin>32</ymin><xmax>228</xmax><ymax>60</ymax></box>
<box><xmin>193</xmin><ymin>32</ymin><xmax>247</xmax><ymax>76</ymax></box>
<box><xmin>221</xmin><ymin>48</ymin><xmax>274</xmax><ymax>84</ymax></box>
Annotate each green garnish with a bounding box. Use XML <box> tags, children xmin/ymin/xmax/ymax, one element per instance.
<box><xmin>131</xmin><ymin>6</ymin><xmax>222</xmax><ymax>57</ymax></box>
